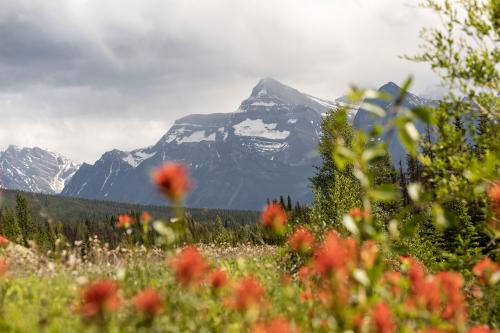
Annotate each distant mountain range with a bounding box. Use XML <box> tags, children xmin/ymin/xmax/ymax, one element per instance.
<box><xmin>0</xmin><ymin>145</ymin><xmax>80</xmax><ymax>194</ymax></box>
<box><xmin>1</xmin><ymin>78</ymin><xmax>433</xmax><ymax>210</ymax></box>
<box><xmin>61</xmin><ymin>78</ymin><xmax>356</xmax><ymax>209</ymax></box>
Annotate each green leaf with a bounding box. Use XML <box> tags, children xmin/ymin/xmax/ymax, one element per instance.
<box><xmin>407</xmin><ymin>182</ymin><xmax>423</xmax><ymax>202</ymax></box>
<box><xmin>398</xmin><ymin>122</ymin><xmax>420</xmax><ymax>156</ymax></box>
<box><xmin>361</xmin><ymin>146</ymin><xmax>386</xmax><ymax>163</ymax></box>
<box><xmin>411</xmin><ymin>105</ymin><xmax>435</xmax><ymax>124</ymax></box>
<box><xmin>333</xmin><ymin>146</ymin><xmax>355</xmax><ymax>170</ymax></box>
<box><xmin>342</xmin><ymin>215</ymin><xmax>359</xmax><ymax>235</ymax></box>
<box><xmin>360</xmin><ymin>102</ymin><xmax>386</xmax><ymax>117</ymax></box>
<box><xmin>368</xmin><ymin>184</ymin><xmax>400</xmax><ymax>202</ymax></box>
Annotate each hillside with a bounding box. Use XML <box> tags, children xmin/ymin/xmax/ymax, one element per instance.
<box><xmin>0</xmin><ymin>189</ymin><xmax>260</xmax><ymax>226</ymax></box>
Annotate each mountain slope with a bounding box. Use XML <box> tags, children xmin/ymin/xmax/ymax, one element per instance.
<box><xmin>0</xmin><ymin>145</ymin><xmax>81</xmax><ymax>194</ymax></box>
<box><xmin>353</xmin><ymin>82</ymin><xmax>436</xmax><ymax>166</ymax></box>
<box><xmin>63</xmin><ymin>78</ymin><xmax>348</xmax><ymax>209</ymax></box>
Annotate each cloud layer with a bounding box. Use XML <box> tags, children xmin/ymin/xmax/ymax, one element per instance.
<box><xmin>0</xmin><ymin>0</ymin><xmax>439</xmax><ymax>162</ymax></box>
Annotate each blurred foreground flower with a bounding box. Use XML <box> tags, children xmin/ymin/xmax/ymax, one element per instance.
<box><xmin>231</xmin><ymin>276</ymin><xmax>265</xmax><ymax>312</ymax></box>
<box><xmin>472</xmin><ymin>256</ymin><xmax>499</xmax><ymax>285</ymax></box>
<box><xmin>261</xmin><ymin>203</ymin><xmax>287</xmax><ymax>234</ymax></box>
<box><xmin>372</xmin><ymin>302</ymin><xmax>395</xmax><ymax>333</ymax></box>
<box><xmin>140</xmin><ymin>211</ymin><xmax>152</xmax><ymax>224</ymax></box>
<box><xmin>134</xmin><ymin>288</ymin><xmax>163</xmax><ymax>318</ymax></box>
<box><xmin>152</xmin><ymin>162</ymin><xmax>191</xmax><ymax>202</ymax></box>
<box><xmin>313</xmin><ymin>231</ymin><xmax>350</xmax><ymax>277</ymax></box>
<box><xmin>116</xmin><ymin>214</ymin><xmax>134</xmax><ymax>228</ymax></box>
<box><xmin>289</xmin><ymin>227</ymin><xmax>314</xmax><ymax>254</ymax></box>
<box><xmin>170</xmin><ymin>246</ymin><xmax>208</xmax><ymax>287</ymax></box>
<box><xmin>78</xmin><ymin>279</ymin><xmax>120</xmax><ymax>319</ymax></box>
<box><xmin>252</xmin><ymin>317</ymin><xmax>299</xmax><ymax>333</ymax></box>
<box><xmin>209</xmin><ymin>269</ymin><xmax>229</xmax><ymax>290</ymax></box>
<box><xmin>0</xmin><ymin>259</ymin><xmax>9</xmax><ymax>276</ymax></box>
<box><xmin>0</xmin><ymin>235</ymin><xmax>8</xmax><ymax>247</ymax></box>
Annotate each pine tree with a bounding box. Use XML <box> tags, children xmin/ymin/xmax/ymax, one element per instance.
<box><xmin>287</xmin><ymin>195</ymin><xmax>293</xmax><ymax>211</ymax></box>
<box><xmin>15</xmin><ymin>193</ymin><xmax>37</xmax><ymax>246</ymax></box>
<box><xmin>279</xmin><ymin>196</ymin><xmax>285</xmax><ymax>209</ymax></box>
<box><xmin>0</xmin><ymin>207</ymin><xmax>22</xmax><ymax>242</ymax></box>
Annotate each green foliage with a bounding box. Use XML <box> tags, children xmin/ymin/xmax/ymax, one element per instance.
<box><xmin>310</xmin><ymin>108</ymin><xmax>362</xmax><ymax>231</ymax></box>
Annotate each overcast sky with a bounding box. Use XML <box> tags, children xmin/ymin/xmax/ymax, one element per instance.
<box><xmin>0</xmin><ymin>0</ymin><xmax>441</xmax><ymax>163</ymax></box>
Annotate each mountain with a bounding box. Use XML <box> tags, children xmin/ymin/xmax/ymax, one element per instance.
<box><xmin>62</xmin><ymin>78</ymin><xmax>354</xmax><ymax>210</ymax></box>
<box><xmin>0</xmin><ymin>145</ymin><xmax>81</xmax><ymax>194</ymax></box>
<box><xmin>353</xmin><ymin>82</ymin><xmax>435</xmax><ymax>166</ymax></box>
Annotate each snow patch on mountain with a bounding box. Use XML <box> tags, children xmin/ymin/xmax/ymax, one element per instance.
<box><xmin>177</xmin><ymin>130</ymin><xmax>216</xmax><ymax>144</ymax></box>
<box><xmin>0</xmin><ymin>145</ymin><xmax>81</xmax><ymax>194</ymax></box>
<box><xmin>233</xmin><ymin>119</ymin><xmax>290</xmax><ymax>140</ymax></box>
<box><xmin>122</xmin><ymin>150</ymin><xmax>156</xmax><ymax>168</ymax></box>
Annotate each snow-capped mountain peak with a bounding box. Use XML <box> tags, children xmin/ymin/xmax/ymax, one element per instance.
<box><xmin>0</xmin><ymin>146</ymin><xmax>81</xmax><ymax>194</ymax></box>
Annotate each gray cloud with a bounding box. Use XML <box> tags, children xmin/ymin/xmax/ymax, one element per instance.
<box><xmin>0</xmin><ymin>0</ymin><xmax>440</xmax><ymax>162</ymax></box>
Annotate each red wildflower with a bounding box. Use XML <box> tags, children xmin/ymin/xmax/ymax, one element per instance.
<box><xmin>383</xmin><ymin>271</ymin><xmax>402</xmax><ymax>297</ymax></box>
<box><xmin>170</xmin><ymin>246</ymin><xmax>208</xmax><ymax>287</ymax></box>
<box><xmin>252</xmin><ymin>317</ymin><xmax>298</xmax><ymax>333</ymax></box>
<box><xmin>436</xmin><ymin>271</ymin><xmax>465</xmax><ymax>320</ymax></box>
<box><xmin>134</xmin><ymin>288</ymin><xmax>163</xmax><ymax>317</ymax></box>
<box><xmin>231</xmin><ymin>276</ymin><xmax>264</xmax><ymax>311</ymax></box>
<box><xmin>140</xmin><ymin>211</ymin><xmax>152</xmax><ymax>224</ymax></box>
<box><xmin>361</xmin><ymin>240</ymin><xmax>379</xmax><ymax>269</ymax></box>
<box><xmin>372</xmin><ymin>302</ymin><xmax>395</xmax><ymax>333</ymax></box>
<box><xmin>152</xmin><ymin>163</ymin><xmax>191</xmax><ymax>202</ymax></box>
<box><xmin>300</xmin><ymin>290</ymin><xmax>313</xmax><ymax>301</ymax></box>
<box><xmin>468</xmin><ymin>325</ymin><xmax>494</xmax><ymax>333</ymax></box>
<box><xmin>289</xmin><ymin>227</ymin><xmax>315</xmax><ymax>253</ymax></box>
<box><xmin>313</xmin><ymin>231</ymin><xmax>348</xmax><ymax>277</ymax></box>
<box><xmin>261</xmin><ymin>203</ymin><xmax>288</xmax><ymax>234</ymax></box>
<box><xmin>79</xmin><ymin>279</ymin><xmax>120</xmax><ymax>318</ymax></box>
<box><xmin>401</xmin><ymin>257</ymin><xmax>426</xmax><ymax>293</ymax></box>
<box><xmin>0</xmin><ymin>235</ymin><xmax>8</xmax><ymax>247</ymax></box>
<box><xmin>281</xmin><ymin>273</ymin><xmax>292</xmax><ymax>285</ymax></box>
<box><xmin>472</xmin><ymin>256</ymin><xmax>499</xmax><ymax>285</ymax></box>
<box><xmin>348</xmin><ymin>207</ymin><xmax>364</xmax><ymax>219</ymax></box>
<box><xmin>488</xmin><ymin>181</ymin><xmax>500</xmax><ymax>205</ymax></box>
<box><xmin>209</xmin><ymin>269</ymin><xmax>229</xmax><ymax>290</ymax></box>
<box><xmin>297</xmin><ymin>266</ymin><xmax>311</xmax><ymax>284</ymax></box>
<box><xmin>116</xmin><ymin>214</ymin><xmax>134</xmax><ymax>228</ymax></box>
<box><xmin>0</xmin><ymin>259</ymin><xmax>9</xmax><ymax>276</ymax></box>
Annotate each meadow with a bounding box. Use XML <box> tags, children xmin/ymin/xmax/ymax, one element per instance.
<box><xmin>0</xmin><ymin>1</ymin><xmax>499</xmax><ymax>332</ymax></box>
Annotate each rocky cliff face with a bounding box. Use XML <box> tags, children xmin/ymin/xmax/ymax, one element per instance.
<box><xmin>0</xmin><ymin>145</ymin><xmax>80</xmax><ymax>194</ymax></box>
<box><xmin>62</xmin><ymin>78</ymin><xmax>353</xmax><ymax>209</ymax></box>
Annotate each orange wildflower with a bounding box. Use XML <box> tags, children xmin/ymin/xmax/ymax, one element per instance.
<box><xmin>297</xmin><ymin>266</ymin><xmax>311</xmax><ymax>284</ymax></box>
<box><xmin>152</xmin><ymin>162</ymin><xmax>191</xmax><ymax>202</ymax></box>
<box><xmin>313</xmin><ymin>231</ymin><xmax>348</xmax><ymax>277</ymax></box>
<box><xmin>436</xmin><ymin>271</ymin><xmax>466</xmax><ymax>320</ymax></box>
<box><xmin>300</xmin><ymin>290</ymin><xmax>313</xmax><ymax>301</ymax></box>
<box><xmin>0</xmin><ymin>259</ymin><xmax>9</xmax><ymax>276</ymax></box>
<box><xmin>170</xmin><ymin>246</ymin><xmax>208</xmax><ymax>287</ymax></box>
<box><xmin>261</xmin><ymin>203</ymin><xmax>288</xmax><ymax>234</ymax></box>
<box><xmin>472</xmin><ymin>256</ymin><xmax>499</xmax><ymax>284</ymax></box>
<box><xmin>372</xmin><ymin>302</ymin><xmax>395</xmax><ymax>333</ymax></box>
<box><xmin>488</xmin><ymin>181</ymin><xmax>500</xmax><ymax>205</ymax></box>
<box><xmin>361</xmin><ymin>240</ymin><xmax>379</xmax><ymax>269</ymax></box>
<box><xmin>134</xmin><ymin>288</ymin><xmax>163</xmax><ymax>317</ymax></box>
<box><xmin>383</xmin><ymin>271</ymin><xmax>403</xmax><ymax>297</ymax></box>
<box><xmin>231</xmin><ymin>276</ymin><xmax>264</xmax><ymax>311</ymax></box>
<box><xmin>289</xmin><ymin>227</ymin><xmax>315</xmax><ymax>253</ymax></box>
<box><xmin>140</xmin><ymin>211</ymin><xmax>152</xmax><ymax>224</ymax></box>
<box><xmin>0</xmin><ymin>235</ymin><xmax>8</xmax><ymax>247</ymax></box>
<box><xmin>79</xmin><ymin>279</ymin><xmax>120</xmax><ymax>319</ymax></box>
<box><xmin>116</xmin><ymin>214</ymin><xmax>134</xmax><ymax>228</ymax></box>
<box><xmin>468</xmin><ymin>325</ymin><xmax>494</xmax><ymax>333</ymax></box>
<box><xmin>252</xmin><ymin>317</ymin><xmax>299</xmax><ymax>333</ymax></box>
<box><xmin>209</xmin><ymin>269</ymin><xmax>229</xmax><ymax>290</ymax></box>
<box><xmin>348</xmin><ymin>207</ymin><xmax>364</xmax><ymax>219</ymax></box>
